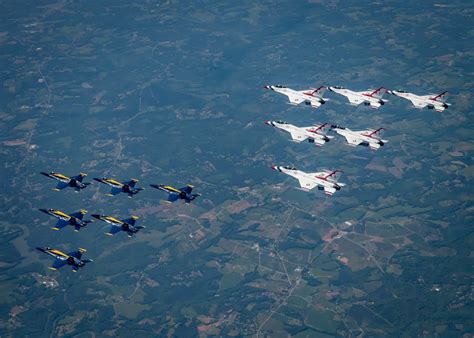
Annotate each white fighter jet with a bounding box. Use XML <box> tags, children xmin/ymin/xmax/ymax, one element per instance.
<box><xmin>327</xmin><ymin>86</ymin><xmax>387</xmax><ymax>109</ymax></box>
<box><xmin>264</xmin><ymin>121</ymin><xmax>333</xmax><ymax>146</ymax></box>
<box><xmin>387</xmin><ymin>90</ymin><xmax>450</xmax><ymax>112</ymax></box>
<box><xmin>271</xmin><ymin>165</ymin><xmax>345</xmax><ymax>196</ymax></box>
<box><xmin>263</xmin><ymin>85</ymin><xmax>328</xmax><ymax>108</ymax></box>
<box><xmin>331</xmin><ymin>125</ymin><xmax>388</xmax><ymax>151</ymax></box>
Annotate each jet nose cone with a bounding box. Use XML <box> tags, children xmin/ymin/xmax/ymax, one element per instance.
<box><xmin>271</xmin><ymin>165</ymin><xmax>278</xmax><ymax>171</ymax></box>
<box><xmin>38</xmin><ymin>208</ymin><xmax>49</xmax><ymax>214</ymax></box>
<box><xmin>91</xmin><ymin>214</ymin><xmax>101</xmax><ymax>219</ymax></box>
<box><xmin>263</xmin><ymin>85</ymin><xmax>271</xmax><ymax>90</ymax></box>
<box><xmin>93</xmin><ymin>178</ymin><xmax>103</xmax><ymax>182</ymax></box>
<box><xmin>328</xmin><ymin>86</ymin><xmax>334</xmax><ymax>92</ymax></box>
<box><xmin>264</xmin><ymin>121</ymin><xmax>272</xmax><ymax>126</ymax></box>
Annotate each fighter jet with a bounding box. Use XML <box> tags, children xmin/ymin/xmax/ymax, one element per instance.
<box><xmin>264</xmin><ymin>121</ymin><xmax>333</xmax><ymax>146</ymax></box>
<box><xmin>36</xmin><ymin>247</ymin><xmax>93</xmax><ymax>272</ymax></box>
<box><xmin>387</xmin><ymin>90</ymin><xmax>450</xmax><ymax>112</ymax></box>
<box><xmin>39</xmin><ymin>208</ymin><xmax>94</xmax><ymax>232</ymax></box>
<box><xmin>150</xmin><ymin>184</ymin><xmax>200</xmax><ymax>204</ymax></box>
<box><xmin>271</xmin><ymin>165</ymin><xmax>345</xmax><ymax>196</ymax></box>
<box><xmin>327</xmin><ymin>86</ymin><xmax>387</xmax><ymax>109</ymax></box>
<box><xmin>40</xmin><ymin>172</ymin><xmax>91</xmax><ymax>192</ymax></box>
<box><xmin>264</xmin><ymin>85</ymin><xmax>328</xmax><ymax>108</ymax></box>
<box><xmin>331</xmin><ymin>125</ymin><xmax>388</xmax><ymax>151</ymax></box>
<box><xmin>93</xmin><ymin>177</ymin><xmax>144</xmax><ymax>197</ymax></box>
<box><xmin>91</xmin><ymin>214</ymin><xmax>145</xmax><ymax>237</ymax></box>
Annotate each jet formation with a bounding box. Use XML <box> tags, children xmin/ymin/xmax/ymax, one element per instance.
<box><xmin>264</xmin><ymin>84</ymin><xmax>450</xmax><ymax>194</ymax></box>
<box><xmin>38</xmin><ymin>173</ymin><xmax>201</xmax><ymax>271</ymax></box>
<box><xmin>264</xmin><ymin>84</ymin><xmax>451</xmax><ymax>112</ymax></box>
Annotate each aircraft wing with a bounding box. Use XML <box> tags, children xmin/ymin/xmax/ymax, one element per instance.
<box><xmin>312</xmin><ymin>138</ymin><xmax>327</xmax><ymax>146</ymax></box>
<box><xmin>346</xmin><ymin>94</ymin><xmax>362</xmax><ymax>106</ymax></box>
<box><xmin>72</xmin><ymin>174</ymin><xmax>86</xmax><ymax>182</ymax></box>
<box><xmin>297</xmin><ymin>177</ymin><xmax>318</xmax><ymax>191</ymax></box>
<box><xmin>324</xmin><ymin>186</ymin><xmax>337</xmax><ymax>196</ymax></box>
<box><xmin>54</xmin><ymin>182</ymin><xmax>69</xmax><ymax>191</ymax></box>
<box><xmin>179</xmin><ymin>185</ymin><xmax>193</xmax><ymax>194</ymax></box>
<box><xmin>369</xmin><ymin>101</ymin><xmax>382</xmax><ymax>109</ymax></box>
<box><xmin>289</xmin><ymin>130</ymin><xmax>308</xmax><ymax>143</ymax></box>
<box><xmin>51</xmin><ymin>219</ymin><xmax>69</xmax><ymax>230</ymax></box>
<box><xmin>106</xmin><ymin>225</ymin><xmax>123</xmax><ymax>236</ymax></box>
<box><xmin>68</xmin><ymin>250</ymin><xmax>84</xmax><ymax>259</ymax></box>
<box><xmin>166</xmin><ymin>193</ymin><xmax>180</xmax><ymax>203</ymax></box>
<box><xmin>51</xmin><ymin>258</ymin><xmax>67</xmax><ymax>270</ymax></box>
<box><xmin>287</xmin><ymin>94</ymin><xmax>303</xmax><ymax>105</ymax></box>
<box><xmin>107</xmin><ymin>187</ymin><xmax>123</xmax><ymax>196</ymax></box>
<box><xmin>410</xmin><ymin>98</ymin><xmax>427</xmax><ymax>109</ymax></box>
<box><xmin>343</xmin><ymin>135</ymin><xmax>362</xmax><ymax>146</ymax></box>
<box><xmin>122</xmin><ymin>217</ymin><xmax>137</xmax><ymax>226</ymax></box>
<box><xmin>69</xmin><ymin>211</ymin><xmax>85</xmax><ymax>220</ymax></box>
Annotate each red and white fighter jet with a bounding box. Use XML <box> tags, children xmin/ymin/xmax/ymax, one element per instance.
<box><xmin>328</xmin><ymin>86</ymin><xmax>388</xmax><ymax>109</ymax></box>
<box><xmin>331</xmin><ymin>125</ymin><xmax>388</xmax><ymax>151</ymax></box>
<box><xmin>387</xmin><ymin>90</ymin><xmax>450</xmax><ymax>112</ymax></box>
<box><xmin>271</xmin><ymin>165</ymin><xmax>345</xmax><ymax>196</ymax></box>
<box><xmin>264</xmin><ymin>85</ymin><xmax>328</xmax><ymax>108</ymax></box>
<box><xmin>264</xmin><ymin>121</ymin><xmax>333</xmax><ymax>146</ymax></box>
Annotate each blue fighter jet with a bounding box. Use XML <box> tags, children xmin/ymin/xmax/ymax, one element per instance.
<box><xmin>41</xmin><ymin>172</ymin><xmax>91</xmax><ymax>192</ymax></box>
<box><xmin>91</xmin><ymin>214</ymin><xmax>145</xmax><ymax>237</ymax></box>
<box><xmin>36</xmin><ymin>247</ymin><xmax>93</xmax><ymax>272</ymax></box>
<box><xmin>150</xmin><ymin>184</ymin><xmax>200</xmax><ymax>204</ymax></box>
<box><xmin>93</xmin><ymin>177</ymin><xmax>144</xmax><ymax>197</ymax></box>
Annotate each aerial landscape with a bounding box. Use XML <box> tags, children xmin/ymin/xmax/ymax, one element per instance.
<box><xmin>0</xmin><ymin>1</ymin><xmax>473</xmax><ymax>337</ymax></box>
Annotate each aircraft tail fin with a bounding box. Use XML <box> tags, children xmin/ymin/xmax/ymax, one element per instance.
<box><xmin>367</xmin><ymin>87</ymin><xmax>386</xmax><ymax>99</ymax></box>
<box><xmin>310</xmin><ymin>86</ymin><xmax>327</xmax><ymax>98</ymax></box>
<box><xmin>430</xmin><ymin>91</ymin><xmax>449</xmax><ymax>102</ymax></box>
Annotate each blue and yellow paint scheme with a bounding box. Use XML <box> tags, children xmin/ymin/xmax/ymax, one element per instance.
<box><xmin>91</xmin><ymin>214</ymin><xmax>144</xmax><ymax>237</ymax></box>
<box><xmin>40</xmin><ymin>172</ymin><xmax>91</xmax><ymax>192</ymax></box>
<box><xmin>39</xmin><ymin>208</ymin><xmax>93</xmax><ymax>232</ymax></box>
<box><xmin>36</xmin><ymin>247</ymin><xmax>92</xmax><ymax>272</ymax></box>
<box><xmin>150</xmin><ymin>184</ymin><xmax>201</xmax><ymax>204</ymax></box>
<box><xmin>93</xmin><ymin>177</ymin><xmax>144</xmax><ymax>198</ymax></box>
